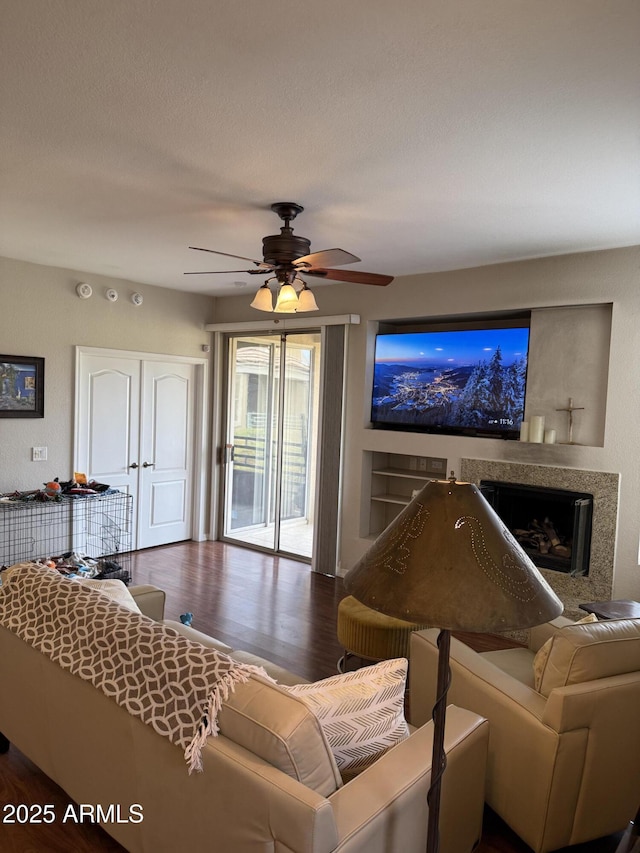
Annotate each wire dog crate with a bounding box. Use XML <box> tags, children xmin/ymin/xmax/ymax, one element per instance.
<box><xmin>0</xmin><ymin>492</ymin><xmax>132</xmax><ymax>578</ymax></box>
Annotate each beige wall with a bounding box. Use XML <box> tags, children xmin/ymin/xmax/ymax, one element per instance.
<box><xmin>2</xmin><ymin>247</ymin><xmax>639</xmax><ymax>602</ymax></box>
<box><xmin>213</xmin><ymin>246</ymin><xmax>640</xmax><ymax>601</ymax></box>
<box><xmin>0</xmin><ymin>256</ymin><xmax>214</xmax><ymax>494</ymax></box>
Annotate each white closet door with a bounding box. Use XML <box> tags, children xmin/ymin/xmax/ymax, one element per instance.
<box><xmin>76</xmin><ymin>352</ymin><xmax>141</xmax><ymax>500</ymax></box>
<box><xmin>76</xmin><ymin>351</ymin><xmax>197</xmax><ymax>550</ymax></box>
<box><xmin>138</xmin><ymin>360</ymin><xmax>194</xmax><ymax>549</ymax></box>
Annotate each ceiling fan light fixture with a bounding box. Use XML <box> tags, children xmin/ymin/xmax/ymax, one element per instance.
<box><xmin>274</xmin><ymin>283</ymin><xmax>299</xmax><ymax>313</ymax></box>
<box><xmin>296</xmin><ymin>283</ymin><xmax>319</xmax><ymax>312</ymax></box>
<box><xmin>250</xmin><ymin>283</ymin><xmax>274</xmax><ymax>312</ymax></box>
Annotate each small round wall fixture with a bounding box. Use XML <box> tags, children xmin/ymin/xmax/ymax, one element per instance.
<box><xmin>105</xmin><ymin>288</ymin><xmax>118</xmax><ymax>302</ymax></box>
<box><xmin>76</xmin><ymin>282</ymin><xmax>92</xmax><ymax>299</ymax></box>
<box><xmin>131</xmin><ymin>292</ymin><xmax>144</xmax><ymax>306</ymax></box>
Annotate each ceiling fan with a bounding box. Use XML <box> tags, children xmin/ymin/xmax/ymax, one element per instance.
<box><xmin>185</xmin><ymin>202</ymin><xmax>394</xmax><ymax>312</ymax></box>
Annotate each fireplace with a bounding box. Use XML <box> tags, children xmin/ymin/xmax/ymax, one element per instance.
<box><xmin>460</xmin><ymin>458</ymin><xmax>619</xmax><ymax>618</ymax></box>
<box><xmin>479</xmin><ymin>480</ymin><xmax>593</xmax><ymax>577</ymax></box>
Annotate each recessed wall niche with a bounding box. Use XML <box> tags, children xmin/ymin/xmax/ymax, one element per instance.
<box><xmin>524</xmin><ymin>304</ymin><xmax>611</xmax><ymax>447</ymax></box>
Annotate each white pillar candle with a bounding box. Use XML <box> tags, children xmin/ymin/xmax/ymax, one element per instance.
<box><xmin>529</xmin><ymin>415</ymin><xmax>545</xmax><ymax>443</ymax></box>
<box><xmin>544</xmin><ymin>428</ymin><xmax>557</xmax><ymax>444</ymax></box>
<box><xmin>519</xmin><ymin>421</ymin><xmax>529</xmax><ymax>442</ymax></box>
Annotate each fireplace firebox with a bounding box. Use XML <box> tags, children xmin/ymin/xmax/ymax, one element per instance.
<box><xmin>480</xmin><ymin>480</ymin><xmax>593</xmax><ymax>576</ymax></box>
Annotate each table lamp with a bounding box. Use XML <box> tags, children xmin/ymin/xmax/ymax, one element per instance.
<box><xmin>343</xmin><ymin>474</ymin><xmax>563</xmax><ymax>853</ymax></box>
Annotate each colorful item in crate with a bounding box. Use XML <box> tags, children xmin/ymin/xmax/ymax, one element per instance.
<box><xmin>44</xmin><ymin>478</ymin><xmax>62</xmax><ymax>496</ymax></box>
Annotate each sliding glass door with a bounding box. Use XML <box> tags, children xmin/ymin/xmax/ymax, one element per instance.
<box><xmin>221</xmin><ymin>332</ymin><xmax>320</xmax><ymax>560</ymax></box>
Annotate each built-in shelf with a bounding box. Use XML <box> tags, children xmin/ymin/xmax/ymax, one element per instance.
<box><xmin>364</xmin><ymin>452</ymin><xmax>447</xmax><ymax>537</ymax></box>
<box><xmin>371</xmin><ymin>492</ymin><xmax>415</xmax><ymax>506</ymax></box>
<box><xmin>371</xmin><ymin>467</ymin><xmax>435</xmax><ymax>480</ymax></box>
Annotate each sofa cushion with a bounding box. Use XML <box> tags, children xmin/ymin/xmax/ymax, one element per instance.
<box><xmin>162</xmin><ymin>621</ymin><xmax>307</xmax><ymax>685</ymax></box>
<box><xmin>75</xmin><ymin>578</ymin><xmax>141</xmax><ymax>613</ymax></box>
<box><xmin>163</xmin><ymin>621</ymin><xmax>337</xmax><ymax>791</ymax></box>
<box><xmin>162</xmin><ymin>619</ymin><xmax>234</xmax><ymax>654</ymax></box>
<box><xmin>537</xmin><ymin>617</ymin><xmax>640</xmax><ymax>697</ymax></box>
<box><xmin>218</xmin><ymin>673</ymin><xmax>343</xmax><ymax>797</ymax></box>
<box><xmin>533</xmin><ymin>612</ymin><xmax>597</xmax><ymax>691</ymax></box>
<box><xmin>230</xmin><ymin>649</ymin><xmax>308</xmax><ymax>686</ymax></box>
<box><xmin>482</xmin><ymin>647</ymin><xmax>537</xmax><ymax>688</ymax></box>
<box><xmin>286</xmin><ymin>658</ymin><xmax>410</xmax><ymax>780</ymax></box>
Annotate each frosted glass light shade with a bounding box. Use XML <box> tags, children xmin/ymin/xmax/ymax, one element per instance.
<box><xmin>274</xmin><ymin>283</ymin><xmax>299</xmax><ymax>313</ymax></box>
<box><xmin>296</xmin><ymin>285</ymin><xmax>318</xmax><ymax>312</ymax></box>
<box><xmin>250</xmin><ymin>284</ymin><xmax>274</xmax><ymax>312</ymax></box>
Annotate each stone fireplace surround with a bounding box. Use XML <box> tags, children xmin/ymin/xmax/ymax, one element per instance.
<box><xmin>460</xmin><ymin>458</ymin><xmax>619</xmax><ymax>619</ymax></box>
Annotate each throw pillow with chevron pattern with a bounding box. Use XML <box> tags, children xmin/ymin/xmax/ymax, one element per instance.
<box><xmin>286</xmin><ymin>658</ymin><xmax>409</xmax><ymax>779</ymax></box>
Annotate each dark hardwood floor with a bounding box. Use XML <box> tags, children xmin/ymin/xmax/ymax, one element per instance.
<box><xmin>0</xmin><ymin>541</ymin><xmax>626</xmax><ymax>852</ymax></box>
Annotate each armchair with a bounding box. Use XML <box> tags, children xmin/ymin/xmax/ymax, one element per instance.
<box><xmin>409</xmin><ymin>616</ymin><xmax>640</xmax><ymax>853</ymax></box>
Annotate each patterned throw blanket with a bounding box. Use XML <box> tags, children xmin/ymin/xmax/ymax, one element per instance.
<box><xmin>0</xmin><ymin>566</ymin><xmax>262</xmax><ymax>773</ymax></box>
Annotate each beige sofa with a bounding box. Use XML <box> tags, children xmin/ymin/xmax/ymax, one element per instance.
<box><xmin>0</xmin><ymin>582</ymin><xmax>489</xmax><ymax>853</ymax></box>
<box><xmin>410</xmin><ymin>616</ymin><xmax>640</xmax><ymax>853</ymax></box>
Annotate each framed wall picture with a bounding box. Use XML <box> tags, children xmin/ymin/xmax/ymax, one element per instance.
<box><xmin>0</xmin><ymin>355</ymin><xmax>45</xmax><ymax>418</ymax></box>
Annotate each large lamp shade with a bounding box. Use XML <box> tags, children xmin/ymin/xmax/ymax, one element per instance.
<box><xmin>344</xmin><ymin>477</ymin><xmax>562</xmax><ymax>632</ymax></box>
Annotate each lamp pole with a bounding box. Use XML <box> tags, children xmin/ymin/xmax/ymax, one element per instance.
<box><xmin>426</xmin><ymin>629</ymin><xmax>451</xmax><ymax>853</ymax></box>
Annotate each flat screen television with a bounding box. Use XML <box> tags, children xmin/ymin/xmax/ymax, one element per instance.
<box><xmin>371</xmin><ymin>324</ymin><xmax>530</xmax><ymax>439</ymax></box>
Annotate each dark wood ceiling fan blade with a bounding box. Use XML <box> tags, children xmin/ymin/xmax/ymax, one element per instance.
<box><xmin>184</xmin><ymin>268</ymin><xmax>270</xmax><ymax>275</ymax></box>
<box><xmin>294</xmin><ymin>248</ymin><xmax>361</xmax><ymax>268</ymax></box>
<box><xmin>305</xmin><ymin>268</ymin><xmax>394</xmax><ymax>286</ymax></box>
<box><xmin>189</xmin><ymin>246</ymin><xmax>272</xmax><ymax>268</ymax></box>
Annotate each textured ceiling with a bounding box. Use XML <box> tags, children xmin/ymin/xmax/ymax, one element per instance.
<box><xmin>1</xmin><ymin>0</ymin><xmax>639</xmax><ymax>296</ymax></box>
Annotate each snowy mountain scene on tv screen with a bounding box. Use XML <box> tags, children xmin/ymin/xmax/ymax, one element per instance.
<box><xmin>371</xmin><ymin>326</ymin><xmax>529</xmax><ymax>439</ymax></box>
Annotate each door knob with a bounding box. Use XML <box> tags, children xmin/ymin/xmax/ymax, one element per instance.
<box><xmin>128</xmin><ymin>462</ymin><xmax>138</xmax><ymax>469</ymax></box>
<box><xmin>142</xmin><ymin>461</ymin><xmax>155</xmax><ymax>468</ymax></box>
